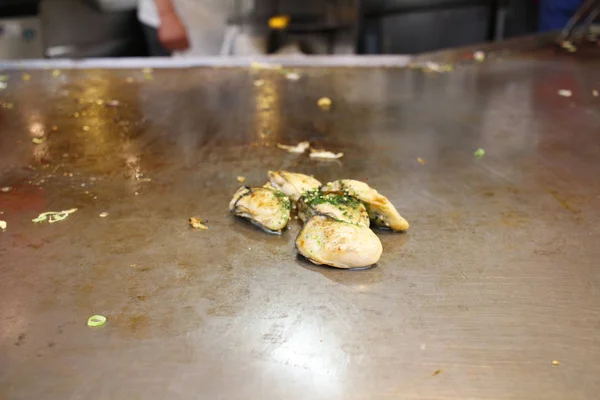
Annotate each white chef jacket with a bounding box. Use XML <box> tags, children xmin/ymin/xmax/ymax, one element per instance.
<box><xmin>137</xmin><ymin>0</ymin><xmax>264</xmax><ymax>56</ymax></box>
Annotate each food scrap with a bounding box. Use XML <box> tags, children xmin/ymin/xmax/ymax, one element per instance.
<box><xmin>285</xmin><ymin>72</ymin><xmax>300</xmax><ymax>81</ymax></box>
<box><xmin>317</xmin><ymin>97</ymin><xmax>332</xmax><ymax>110</ymax></box>
<box><xmin>0</xmin><ymin>82</ymin><xmax>6</xmax><ymax>90</ymax></box>
<box><xmin>250</xmin><ymin>62</ymin><xmax>282</xmax><ymax>71</ymax></box>
<box><xmin>277</xmin><ymin>141</ymin><xmax>310</xmax><ymax>154</ymax></box>
<box><xmin>106</xmin><ymin>100</ymin><xmax>120</xmax><ymax>107</ymax></box>
<box><xmin>32</xmin><ymin>208</ymin><xmax>78</xmax><ymax>224</ymax></box>
<box><xmin>474</xmin><ymin>148</ymin><xmax>486</xmax><ymax>158</ymax></box>
<box><xmin>473</xmin><ymin>50</ymin><xmax>486</xmax><ymax>62</ymax></box>
<box><xmin>593</xmin><ymin>90</ymin><xmax>599</xmax><ymax>97</ymax></box>
<box><xmin>422</xmin><ymin>62</ymin><xmax>453</xmax><ymax>73</ymax></box>
<box><xmin>309</xmin><ymin>149</ymin><xmax>344</xmax><ymax>160</ymax></box>
<box><xmin>558</xmin><ymin>89</ymin><xmax>572</xmax><ymax>97</ymax></box>
<box><xmin>432</xmin><ymin>370</ymin><xmax>442</xmax><ymax>376</ymax></box>
<box><xmin>0</xmin><ymin>220</ymin><xmax>6</xmax><ymax>231</ymax></box>
<box><xmin>552</xmin><ymin>360</ymin><xmax>560</xmax><ymax>366</ymax></box>
<box><xmin>417</xmin><ymin>157</ymin><xmax>427</xmax><ymax>165</ymax></box>
<box><xmin>99</xmin><ymin>212</ymin><xmax>109</xmax><ymax>218</ymax></box>
<box><xmin>22</xmin><ymin>73</ymin><xmax>31</xmax><ymax>81</ymax></box>
<box><xmin>32</xmin><ymin>137</ymin><xmax>44</xmax><ymax>145</ymax></box>
<box><xmin>87</xmin><ymin>315</ymin><xmax>107</xmax><ymax>327</ymax></box>
<box><xmin>189</xmin><ymin>217</ymin><xmax>208</xmax><ymax>230</ymax></box>
<box><xmin>237</xmin><ymin>176</ymin><xmax>246</xmax><ymax>183</ymax></box>
<box><xmin>253</xmin><ymin>79</ymin><xmax>265</xmax><ymax>87</ymax></box>
<box><xmin>52</xmin><ymin>69</ymin><xmax>61</xmax><ymax>77</ymax></box>
<box><xmin>1</xmin><ymin>186</ymin><xmax>11</xmax><ymax>193</ymax></box>
<box><xmin>560</xmin><ymin>41</ymin><xmax>577</xmax><ymax>52</ymax></box>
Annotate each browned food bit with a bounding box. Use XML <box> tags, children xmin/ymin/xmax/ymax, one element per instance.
<box><xmin>189</xmin><ymin>217</ymin><xmax>208</xmax><ymax>230</ymax></box>
<box><xmin>317</xmin><ymin>97</ymin><xmax>332</xmax><ymax>110</ymax></box>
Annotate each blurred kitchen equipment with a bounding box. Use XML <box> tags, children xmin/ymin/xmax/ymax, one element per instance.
<box><xmin>0</xmin><ymin>0</ymin><xmax>43</xmax><ymax>59</ymax></box>
<box><xmin>557</xmin><ymin>0</ymin><xmax>600</xmax><ymax>44</ymax></box>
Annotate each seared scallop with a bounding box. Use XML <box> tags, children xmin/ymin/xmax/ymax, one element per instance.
<box><xmin>297</xmin><ymin>190</ymin><xmax>370</xmax><ymax>227</ymax></box>
<box><xmin>321</xmin><ymin>179</ymin><xmax>409</xmax><ymax>231</ymax></box>
<box><xmin>267</xmin><ymin>171</ymin><xmax>321</xmax><ymax>202</ymax></box>
<box><xmin>229</xmin><ymin>186</ymin><xmax>291</xmax><ymax>234</ymax></box>
<box><xmin>296</xmin><ymin>215</ymin><xmax>383</xmax><ymax>269</ymax></box>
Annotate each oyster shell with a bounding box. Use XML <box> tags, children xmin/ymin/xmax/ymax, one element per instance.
<box><xmin>267</xmin><ymin>170</ymin><xmax>321</xmax><ymax>202</ymax></box>
<box><xmin>229</xmin><ymin>186</ymin><xmax>291</xmax><ymax>234</ymax></box>
<box><xmin>297</xmin><ymin>190</ymin><xmax>369</xmax><ymax>227</ymax></box>
<box><xmin>321</xmin><ymin>179</ymin><xmax>409</xmax><ymax>231</ymax></box>
<box><xmin>296</xmin><ymin>215</ymin><xmax>383</xmax><ymax>269</ymax></box>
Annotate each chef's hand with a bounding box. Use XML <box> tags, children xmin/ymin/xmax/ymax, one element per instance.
<box><xmin>158</xmin><ymin>12</ymin><xmax>190</xmax><ymax>51</ymax></box>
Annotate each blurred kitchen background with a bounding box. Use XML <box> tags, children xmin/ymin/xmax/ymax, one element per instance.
<box><xmin>0</xmin><ymin>0</ymin><xmax>539</xmax><ymax>59</ymax></box>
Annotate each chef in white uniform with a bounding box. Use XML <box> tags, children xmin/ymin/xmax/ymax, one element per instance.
<box><xmin>138</xmin><ymin>0</ymin><xmax>266</xmax><ymax>56</ymax></box>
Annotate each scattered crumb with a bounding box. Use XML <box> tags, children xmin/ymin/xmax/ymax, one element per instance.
<box><xmin>106</xmin><ymin>100</ymin><xmax>120</xmax><ymax>107</ymax></box>
<box><xmin>250</xmin><ymin>62</ymin><xmax>282</xmax><ymax>71</ymax></box>
<box><xmin>417</xmin><ymin>157</ymin><xmax>426</xmax><ymax>165</ymax></box>
<box><xmin>32</xmin><ymin>208</ymin><xmax>77</xmax><ymax>224</ymax></box>
<box><xmin>277</xmin><ymin>141</ymin><xmax>310</xmax><ymax>154</ymax></box>
<box><xmin>474</xmin><ymin>148</ymin><xmax>486</xmax><ymax>158</ymax></box>
<box><xmin>285</xmin><ymin>72</ymin><xmax>300</xmax><ymax>81</ymax></box>
<box><xmin>0</xmin><ymin>220</ymin><xmax>6</xmax><ymax>231</ymax></box>
<box><xmin>142</xmin><ymin>68</ymin><xmax>153</xmax><ymax>74</ymax></box>
<box><xmin>237</xmin><ymin>176</ymin><xmax>246</xmax><ymax>183</ymax></box>
<box><xmin>0</xmin><ymin>75</ymin><xmax>8</xmax><ymax>81</ymax></box>
<box><xmin>561</xmin><ymin>41</ymin><xmax>577</xmax><ymax>52</ymax></box>
<box><xmin>99</xmin><ymin>212</ymin><xmax>109</xmax><ymax>218</ymax></box>
<box><xmin>51</xmin><ymin>125</ymin><xmax>58</xmax><ymax>131</ymax></box>
<box><xmin>22</xmin><ymin>73</ymin><xmax>31</xmax><ymax>81</ymax></box>
<box><xmin>552</xmin><ymin>360</ymin><xmax>560</xmax><ymax>366</ymax></box>
<box><xmin>558</xmin><ymin>89</ymin><xmax>572</xmax><ymax>97</ymax></box>
<box><xmin>82</xmin><ymin>126</ymin><xmax>90</xmax><ymax>132</ymax></box>
<box><xmin>52</xmin><ymin>69</ymin><xmax>61</xmax><ymax>77</ymax></box>
<box><xmin>309</xmin><ymin>149</ymin><xmax>344</xmax><ymax>159</ymax></box>
<box><xmin>126</xmin><ymin>77</ymin><xmax>134</xmax><ymax>83</ymax></box>
<box><xmin>1</xmin><ymin>187</ymin><xmax>11</xmax><ymax>193</ymax></box>
<box><xmin>73</xmin><ymin>112</ymin><xmax>80</xmax><ymax>118</ymax></box>
<box><xmin>32</xmin><ymin>137</ymin><xmax>44</xmax><ymax>145</ymax></box>
<box><xmin>432</xmin><ymin>370</ymin><xmax>442</xmax><ymax>376</ymax></box>
<box><xmin>189</xmin><ymin>217</ymin><xmax>208</xmax><ymax>230</ymax></box>
<box><xmin>0</xmin><ymin>82</ymin><xmax>7</xmax><ymax>90</ymax></box>
<box><xmin>473</xmin><ymin>50</ymin><xmax>486</xmax><ymax>62</ymax></box>
<box><xmin>317</xmin><ymin>97</ymin><xmax>332</xmax><ymax>110</ymax></box>
<box><xmin>593</xmin><ymin>90</ymin><xmax>598</xmax><ymax>97</ymax></box>
<box><xmin>95</xmin><ymin>99</ymin><xmax>104</xmax><ymax>106</ymax></box>
<box><xmin>422</xmin><ymin>62</ymin><xmax>453</xmax><ymax>73</ymax></box>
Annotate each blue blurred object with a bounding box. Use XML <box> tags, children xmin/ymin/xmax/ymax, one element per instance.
<box><xmin>539</xmin><ymin>0</ymin><xmax>585</xmax><ymax>31</ymax></box>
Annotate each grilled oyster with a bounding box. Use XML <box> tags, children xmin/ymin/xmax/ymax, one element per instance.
<box><xmin>321</xmin><ymin>180</ymin><xmax>409</xmax><ymax>231</ymax></box>
<box><xmin>297</xmin><ymin>190</ymin><xmax>370</xmax><ymax>227</ymax></box>
<box><xmin>229</xmin><ymin>186</ymin><xmax>291</xmax><ymax>234</ymax></box>
<box><xmin>296</xmin><ymin>215</ymin><xmax>383</xmax><ymax>269</ymax></box>
<box><xmin>267</xmin><ymin>171</ymin><xmax>321</xmax><ymax>202</ymax></box>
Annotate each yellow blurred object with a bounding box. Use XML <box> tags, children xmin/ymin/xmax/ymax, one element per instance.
<box><xmin>269</xmin><ymin>15</ymin><xmax>290</xmax><ymax>30</ymax></box>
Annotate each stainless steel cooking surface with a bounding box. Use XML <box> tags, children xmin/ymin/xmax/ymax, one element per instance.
<box><xmin>1</xmin><ymin>39</ymin><xmax>600</xmax><ymax>399</ymax></box>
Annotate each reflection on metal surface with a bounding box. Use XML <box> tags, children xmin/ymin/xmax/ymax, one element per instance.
<box><xmin>254</xmin><ymin>75</ymin><xmax>281</xmax><ymax>146</ymax></box>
